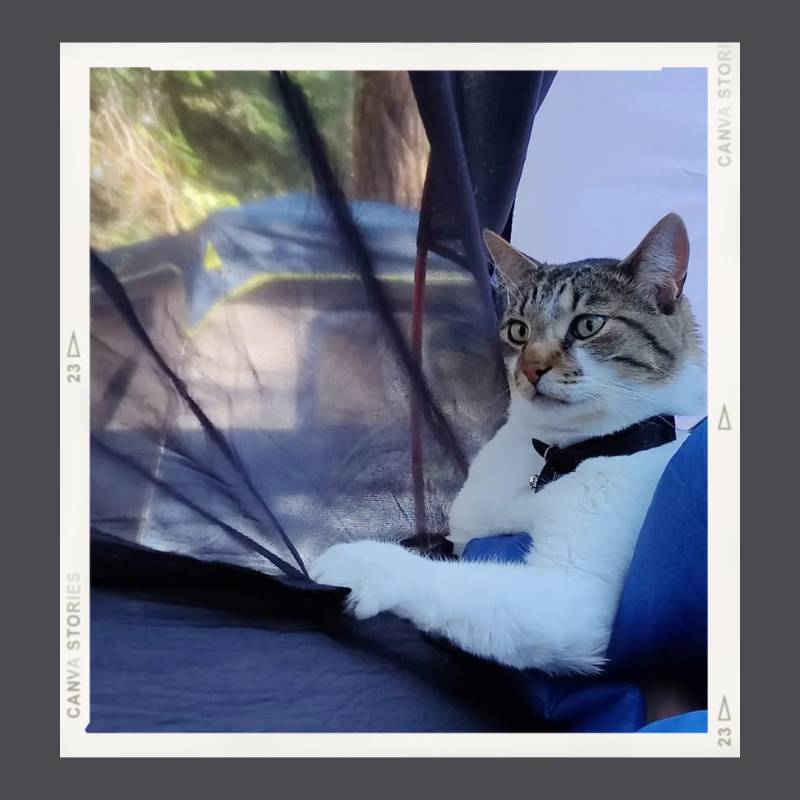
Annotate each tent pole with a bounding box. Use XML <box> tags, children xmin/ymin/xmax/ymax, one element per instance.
<box><xmin>410</xmin><ymin>240</ymin><xmax>428</xmax><ymax>537</ymax></box>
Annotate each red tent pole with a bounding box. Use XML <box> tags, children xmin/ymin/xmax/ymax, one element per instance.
<box><xmin>410</xmin><ymin>240</ymin><xmax>428</xmax><ymax>536</ymax></box>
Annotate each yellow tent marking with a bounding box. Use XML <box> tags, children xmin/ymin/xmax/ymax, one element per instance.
<box><xmin>203</xmin><ymin>240</ymin><xmax>223</xmax><ymax>271</ymax></box>
<box><xmin>183</xmin><ymin>270</ymin><xmax>474</xmax><ymax>338</ymax></box>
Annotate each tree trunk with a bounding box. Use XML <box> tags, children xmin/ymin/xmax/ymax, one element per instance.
<box><xmin>352</xmin><ymin>72</ymin><xmax>429</xmax><ymax>209</ymax></box>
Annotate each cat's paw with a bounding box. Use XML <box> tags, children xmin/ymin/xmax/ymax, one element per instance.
<box><xmin>310</xmin><ymin>541</ymin><xmax>415</xmax><ymax>620</ymax></box>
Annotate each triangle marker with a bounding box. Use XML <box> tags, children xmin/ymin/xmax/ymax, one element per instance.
<box><xmin>718</xmin><ymin>695</ymin><xmax>731</xmax><ymax>722</ymax></box>
<box><xmin>67</xmin><ymin>332</ymin><xmax>80</xmax><ymax>359</ymax></box>
<box><xmin>718</xmin><ymin>404</ymin><xmax>731</xmax><ymax>431</ymax></box>
<box><xmin>203</xmin><ymin>240</ymin><xmax>223</xmax><ymax>271</ymax></box>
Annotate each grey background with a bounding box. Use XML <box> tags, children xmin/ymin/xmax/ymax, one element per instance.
<box><xmin>4</xmin><ymin>0</ymin><xmax>785</xmax><ymax>792</ymax></box>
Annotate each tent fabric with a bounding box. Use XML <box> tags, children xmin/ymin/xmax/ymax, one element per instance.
<box><xmin>411</xmin><ymin>71</ymin><xmax>555</xmax><ymax>316</ymax></box>
<box><xmin>90</xmin><ymin>193</ymin><xmax>507</xmax><ymax>579</ymax></box>
<box><xmin>88</xmin><ymin>585</ymin><xmax>552</xmax><ymax>732</ymax></box>
<box><xmin>101</xmin><ymin>194</ymin><xmax>438</xmax><ymax>330</ymax></box>
<box><xmin>89</xmin><ymin>533</ymin><xmax>549</xmax><ymax>732</ymax></box>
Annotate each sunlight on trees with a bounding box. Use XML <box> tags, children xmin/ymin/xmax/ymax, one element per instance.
<box><xmin>90</xmin><ymin>69</ymin><xmax>355</xmax><ymax>249</ymax></box>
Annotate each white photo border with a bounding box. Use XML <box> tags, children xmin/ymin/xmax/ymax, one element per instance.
<box><xmin>60</xmin><ymin>41</ymin><xmax>740</xmax><ymax>757</ymax></box>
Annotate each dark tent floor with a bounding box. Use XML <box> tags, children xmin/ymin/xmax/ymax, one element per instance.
<box><xmin>89</xmin><ymin>585</ymin><xmax>550</xmax><ymax>733</ymax></box>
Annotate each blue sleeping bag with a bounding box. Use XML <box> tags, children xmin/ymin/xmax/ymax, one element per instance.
<box><xmin>461</xmin><ymin>418</ymin><xmax>708</xmax><ymax>732</ymax></box>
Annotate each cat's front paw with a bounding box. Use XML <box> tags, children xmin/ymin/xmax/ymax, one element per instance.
<box><xmin>310</xmin><ymin>541</ymin><xmax>415</xmax><ymax>620</ymax></box>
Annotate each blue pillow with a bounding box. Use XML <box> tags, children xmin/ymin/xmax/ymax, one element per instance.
<box><xmin>639</xmin><ymin>710</ymin><xmax>708</xmax><ymax>733</ymax></box>
<box><xmin>461</xmin><ymin>532</ymin><xmax>533</xmax><ymax>563</ymax></box>
<box><xmin>607</xmin><ymin>418</ymin><xmax>708</xmax><ymax>675</ymax></box>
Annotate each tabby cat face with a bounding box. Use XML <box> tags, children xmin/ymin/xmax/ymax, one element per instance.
<box><xmin>484</xmin><ymin>214</ymin><xmax>702</xmax><ymax>428</ymax></box>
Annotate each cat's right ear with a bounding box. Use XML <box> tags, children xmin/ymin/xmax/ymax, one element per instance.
<box><xmin>618</xmin><ymin>213</ymin><xmax>690</xmax><ymax>313</ymax></box>
<box><xmin>482</xmin><ymin>229</ymin><xmax>539</xmax><ymax>288</ymax></box>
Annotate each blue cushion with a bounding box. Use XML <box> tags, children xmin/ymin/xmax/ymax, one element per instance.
<box><xmin>510</xmin><ymin>672</ymin><xmax>646</xmax><ymax>732</ymax></box>
<box><xmin>639</xmin><ymin>710</ymin><xmax>708</xmax><ymax>733</ymax></box>
<box><xmin>607</xmin><ymin>418</ymin><xmax>708</xmax><ymax>674</ymax></box>
<box><xmin>459</xmin><ymin>418</ymin><xmax>708</xmax><ymax>732</ymax></box>
<box><xmin>461</xmin><ymin>532</ymin><xmax>532</xmax><ymax>563</ymax></box>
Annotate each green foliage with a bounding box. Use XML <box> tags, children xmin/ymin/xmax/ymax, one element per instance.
<box><xmin>90</xmin><ymin>69</ymin><xmax>355</xmax><ymax>249</ymax></box>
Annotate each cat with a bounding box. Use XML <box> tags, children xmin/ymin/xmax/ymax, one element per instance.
<box><xmin>311</xmin><ymin>213</ymin><xmax>706</xmax><ymax>675</ymax></box>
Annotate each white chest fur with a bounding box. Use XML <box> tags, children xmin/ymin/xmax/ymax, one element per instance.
<box><xmin>449</xmin><ymin>416</ymin><xmax>681</xmax><ymax>586</ymax></box>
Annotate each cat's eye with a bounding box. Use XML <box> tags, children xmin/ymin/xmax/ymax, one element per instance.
<box><xmin>571</xmin><ymin>314</ymin><xmax>607</xmax><ymax>340</ymax></box>
<box><xmin>506</xmin><ymin>319</ymin><xmax>530</xmax><ymax>345</ymax></box>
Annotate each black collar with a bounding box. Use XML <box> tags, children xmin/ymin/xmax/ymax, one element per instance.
<box><xmin>529</xmin><ymin>415</ymin><xmax>676</xmax><ymax>492</ymax></box>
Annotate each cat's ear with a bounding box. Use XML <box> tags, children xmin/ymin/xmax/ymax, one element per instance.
<box><xmin>619</xmin><ymin>213</ymin><xmax>690</xmax><ymax>313</ymax></box>
<box><xmin>482</xmin><ymin>229</ymin><xmax>540</xmax><ymax>288</ymax></box>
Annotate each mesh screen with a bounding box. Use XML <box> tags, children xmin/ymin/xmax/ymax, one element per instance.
<box><xmin>90</xmin><ymin>69</ymin><xmax>553</xmax><ymax>587</ymax></box>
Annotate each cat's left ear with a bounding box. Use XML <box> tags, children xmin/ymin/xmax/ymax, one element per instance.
<box><xmin>619</xmin><ymin>213</ymin><xmax>690</xmax><ymax>313</ymax></box>
<box><xmin>482</xmin><ymin>229</ymin><xmax>540</xmax><ymax>288</ymax></box>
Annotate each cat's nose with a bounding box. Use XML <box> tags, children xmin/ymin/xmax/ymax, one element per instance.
<box><xmin>519</xmin><ymin>346</ymin><xmax>560</xmax><ymax>386</ymax></box>
<box><xmin>521</xmin><ymin>363</ymin><xmax>552</xmax><ymax>386</ymax></box>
